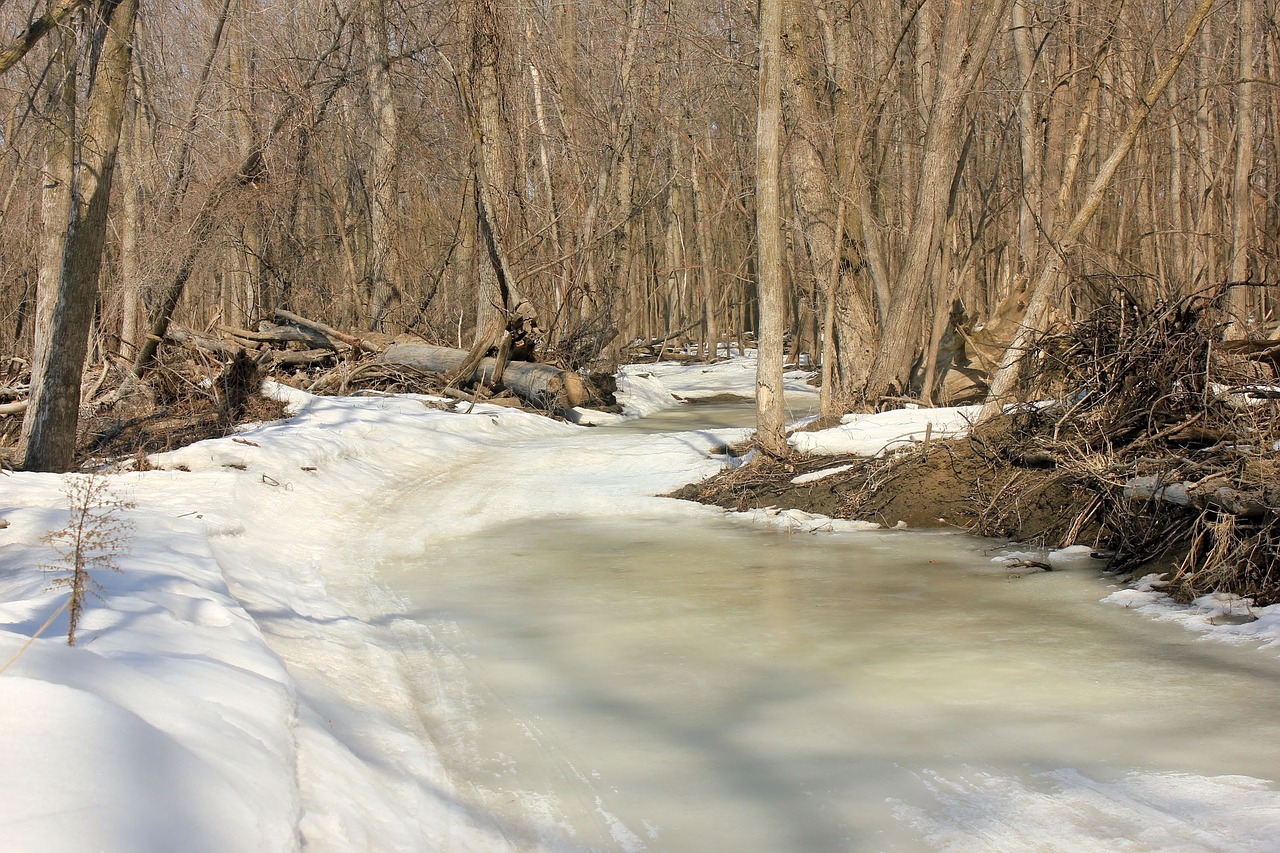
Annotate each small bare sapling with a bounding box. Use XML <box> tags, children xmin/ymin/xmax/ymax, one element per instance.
<box><xmin>43</xmin><ymin>474</ymin><xmax>135</xmax><ymax>646</ymax></box>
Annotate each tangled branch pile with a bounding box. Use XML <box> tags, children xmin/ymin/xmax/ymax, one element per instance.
<box><xmin>0</xmin><ymin>314</ymin><xmax>451</xmax><ymax>468</ymax></box>
<box><xmin>984</xmin><ymin>287</ymin><xmax>1280</xmax><ymax>602</ymax></box>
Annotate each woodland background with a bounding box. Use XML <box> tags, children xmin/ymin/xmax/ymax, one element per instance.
<box><xmin>0</xmin><ymin>0</ymin><xmax>1276</xmax><ymax>447</ymax></box>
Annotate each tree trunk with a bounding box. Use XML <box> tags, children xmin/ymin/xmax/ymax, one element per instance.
<box><xmin>1225</xmin><ymin>0</ymin><xmax>1256</xmax><ymax>337</ymax></box>
<box><xmin>23</xmin><ymin>30</ymin><xmax>76</xmax><ymax>455</ymax></box>
<box><xmin>363</xmin><ymin>0</ymin><xmax>401</xmax><ymax>331</ymax></box>
<box><xmin>116</xmin><ymin>79</ymin><xmax>143</xmax><ymax>359</ymax></box>
<box><xmin>861</xmin><ymin>0</ymin><xmax>1009</xmax><ymax>403</ymax></box>
<box><xmin>23</xmin><ymin>0</ymin><xmax>138</xmax><ymax>472</ymax></box>
<box><xmin>754</xmin><ymin>0</ymin><xmax>787</xmax><ymax>456</ymax></box>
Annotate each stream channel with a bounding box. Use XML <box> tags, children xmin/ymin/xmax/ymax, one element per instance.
<box><xmin>377</xmin><ymin>401</ymin><xmax>1280</xmax><ymax>852</ymax></box>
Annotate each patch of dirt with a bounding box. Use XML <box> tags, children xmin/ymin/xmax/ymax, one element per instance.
<box><xmin>672</xmin><ymin>416</ymin><xmax>1098</xmax><ymax>547</ymax></box>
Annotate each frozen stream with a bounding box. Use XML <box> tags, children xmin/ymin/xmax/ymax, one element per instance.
<box><xmin>372</xmin><ymin>403</ymin><xmax>1280</xmax><ymax>852</ymax></box>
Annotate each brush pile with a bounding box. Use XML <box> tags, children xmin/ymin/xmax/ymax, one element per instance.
<box><xmin>985</xmin><ymin>287</ymin><xmax>1280</xmax><ymax>602</ymax></box>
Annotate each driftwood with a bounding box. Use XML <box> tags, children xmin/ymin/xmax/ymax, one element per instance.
<box><xmin>382</xmin><ymin>342</ymin><xmax>587</xmax><ymax>410</ymax></box>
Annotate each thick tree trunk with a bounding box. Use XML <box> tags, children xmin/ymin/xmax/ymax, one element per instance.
<box><xmin>23</xmin><ymin>32</ymin><xmax>76</xmax><ymax>454</ymax></box>
<box><xmin>23</xmin><ymin>0</ymin><xmax>138</xmax><ymax>472</ymax></box>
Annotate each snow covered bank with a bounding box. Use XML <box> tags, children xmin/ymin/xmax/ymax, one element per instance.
<box><xmin>0</xmin><ymin>377</ymin><xmax>733</xmax><ymax>852</ymax></box>
<box><xmin>614</xmin><ymin>353</ymin><xmax>817</xmax><ymax>418</ymax></box>
<box><xmin>0</xmin><ymin>390</ymin><xmax>516</xmax><ymax>850</ymax></box>
<box><xmin>789</xmin><ymin>404</ymin><xmax>982</xmax><ymax>456</ymax></box>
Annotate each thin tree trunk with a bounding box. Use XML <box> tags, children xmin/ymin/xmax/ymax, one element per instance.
<box><xmin>755</xmin><ymin>0</ymin><xmax>787</xmax><ymax>455</ymax></box>
<box><xmin>117</xmin><ymin>78</ymin><xmax>143</xmax><ymax>358</ymax></box>
<box><xmin>363</xmin><ymin>0</ymin><xmax>400</xmax><ymax>330</ymax></box>
<box><xmin>1225</xmin><ymin>0</ymin><xmax>1256</xmax><ymax>337</ymax></box>
<box><xmin>691</xmin><ymin>142</ymin><xmax>719</xmax><ymax>360</ymax></box>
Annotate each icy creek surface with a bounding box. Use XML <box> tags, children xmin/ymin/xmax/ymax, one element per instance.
<box><xmin>374</xmin><ymin>404</ymin><xmax>1280</xmax><ymax>852</ymax></box>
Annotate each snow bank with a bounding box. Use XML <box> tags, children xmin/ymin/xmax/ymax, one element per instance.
<box><xmin>614</xmin><ymin>352</ymin><xmax>817</xmax><ymax>418</ymax></box>
<box><xmin>0</xmin><ymin>394</ymin><xmax>582</xmax><ymax>852</ymax></box>
<box><xmin>0</xmin><ymin>473</ymin><xmax>299</xmax><ymax>853</ymax></box>
<box><xmin>0</xmin><ymin>382</ymin><xmax>732</xmax><ymax>852</ymax></box>
<box><xmin>789</xmin><ymin>404</ymin><xmax>982</xmax><ymax>456</ymax></box>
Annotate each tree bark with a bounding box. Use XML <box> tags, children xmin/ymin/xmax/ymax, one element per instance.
<box><xmin>23</xmin><ymin>0</ymin><xmax>138</xmax><ymax>472</ymax></box>
<box><xmin>754</xmin><ymin>0</ymin><xmax>787</xmax><ymax>456</ymax></box>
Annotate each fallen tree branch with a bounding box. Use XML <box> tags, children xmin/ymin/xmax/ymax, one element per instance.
<box><xmin>273</xmin><ymin>309</ymin><xmax>369</xmax><ymax>352</ymax></box>
<box><xmin>219</xmin><ymin>323</ymin><xmax>335</xmax><ymax>351</ymax></box>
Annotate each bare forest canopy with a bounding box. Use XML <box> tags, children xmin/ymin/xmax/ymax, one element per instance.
<box><xmin>1</xmin><ymin>0</ymin><xmax>1277</xmax><ymax>435</ymax></box>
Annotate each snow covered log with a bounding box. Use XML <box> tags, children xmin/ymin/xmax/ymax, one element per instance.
<box><xmin>381</xmin><ymin>342</ymin><xmax>588</xmax><ymax>410</ymax></box>
<box><xmin>1123</xmin><ymin>475</ymin><xmax>1269</xmax><ymax>518</ymax></box>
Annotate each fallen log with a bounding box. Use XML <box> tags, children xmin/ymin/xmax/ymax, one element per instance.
<box><xmin>168</xmin><ymin>327</ymin><xmax>246</xmax><ymax>358</ymax></box>
<box><xmin>382</xmin><ymin>342</ymin><xmax>588</xmax><ymax>410</ymax></box>
<box><xmin>1123</xmin><ymin>474</ymin><xmax>1269</xmax><ymax>519</ymax></box>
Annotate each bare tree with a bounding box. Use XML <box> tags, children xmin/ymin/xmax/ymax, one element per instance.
<box><xmin>22</xmin><ymin>0</ymin><xmax>138</xmax><ymax>472</ymax></box>
<box><xmin>754</xmin><ymin>0</ymin><xmax>786</xmax><ymax>455</ymax></box>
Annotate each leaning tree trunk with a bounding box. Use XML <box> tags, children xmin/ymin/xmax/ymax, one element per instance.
<box><xmin>23</xmin><ymin>0</ymin><xmax>138</xmax><ymax>473</ymax></box>
<box><xmin>860</xmin><ymin>0</ymin><xmax>1009</xmax><ymax>403</ymax></box>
